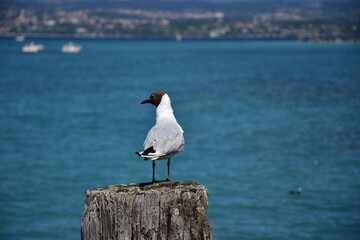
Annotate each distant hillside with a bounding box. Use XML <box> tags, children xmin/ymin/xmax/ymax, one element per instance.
<box><xmin>2</xmin><ymin>0</ymin><xmax>359</xmax><ymax>21</ymax></box>
<box><xmin>1</xmin><ymin>0</ymin><xmax>359</xmax><ymax>39</ymax></box>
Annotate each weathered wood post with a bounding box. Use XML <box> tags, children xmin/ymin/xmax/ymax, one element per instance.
<box><xmin>81</xmin><ymin>180</ymin><xmax>212</xmax><ymax>240</ymax></box>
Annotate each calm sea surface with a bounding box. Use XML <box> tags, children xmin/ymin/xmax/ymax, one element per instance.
<box><xmin>0</xmin><ymin>37</ymin><xmax>359</xmax><ymax>240</ymax></box>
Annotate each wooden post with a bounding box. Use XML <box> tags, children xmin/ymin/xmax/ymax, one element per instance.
<box><xmin>81</xmin><ymin>180</ymin><xmax>212</xmax><ymax>240</ymax></box>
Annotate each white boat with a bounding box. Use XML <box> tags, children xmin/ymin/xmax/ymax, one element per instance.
<box><xmin>62</xmin><ymin>42</ymin><xmax>82</xmax><ymax>53</ymax></box>
<box><xmin>22</xmin><ymin>43</ymin><xmax>44</xmax><ymax>53</ymax></box>
<box><xmin>175</xmin><ymin>33</ymin><xmax>182</xmax><ymax>42</ymax></box>
<box><xmin>15</xmin><ymin>35</ymin><xmax>25</xmax><ymax>42</ymax></box>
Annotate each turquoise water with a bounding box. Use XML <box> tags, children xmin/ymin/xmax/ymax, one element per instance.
<box><xmin>1</xmin><ymin>38</ymin><xmax>360</xmax><ymax>239</ymax></box>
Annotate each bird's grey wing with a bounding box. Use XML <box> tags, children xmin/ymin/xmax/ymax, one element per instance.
<box><xmin>143</xmin><ymin>122</ymin><xmax>184</xmax><ymax>155</ymax></box>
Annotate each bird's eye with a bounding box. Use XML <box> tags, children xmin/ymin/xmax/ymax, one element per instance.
<box><xmin>150</xmin><ymin>95</ymin><xmax>156</xmax><ymax>99</ymax></box>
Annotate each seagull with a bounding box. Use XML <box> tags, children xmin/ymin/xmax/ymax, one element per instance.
<box><xmin>136</xmin><ymin>90</ymin><xmax>185</xmax><ymax>183</ymax></box>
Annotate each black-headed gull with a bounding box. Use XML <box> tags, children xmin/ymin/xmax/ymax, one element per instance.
<box><xmin>136</xmin><ymin>90</ymin><xmax>185</xmax><ymax>183</ymax></box>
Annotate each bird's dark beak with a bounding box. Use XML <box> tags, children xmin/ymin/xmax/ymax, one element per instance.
<box><xmin>141</xmin><ymin>99</ymin><xmax>151</xmax><ymax>104</ymax></box>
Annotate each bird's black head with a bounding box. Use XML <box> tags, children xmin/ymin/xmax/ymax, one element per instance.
<box><xmin>141</xmin><ymin>90</ymin><xmax>167</xmax><ymax>107</ymax></box>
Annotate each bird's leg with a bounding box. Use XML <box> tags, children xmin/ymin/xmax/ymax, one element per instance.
<box><xmin>166</xmin><ymin>158</ymin><xmax>171</xmax><ymax>181</ymax></box>
<box><xmin>152</xmin><ymin>160</ymin><xmax>156</xmax><ymax>183</ymax></box>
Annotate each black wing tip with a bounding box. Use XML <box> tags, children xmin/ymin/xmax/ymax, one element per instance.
<box><xmin>143</xmin><ymin>146</ymin><xmax>156</xmax><ymax>155</ymax></box>
<box><xmin>136</xmin><ymin>148</ymin><xmax>154</xmax><ymax>161</ymax></box>
<box><xmin>135</xmin><ymin>151</ymin><xmax>148</xmax><ymax>160</ymax></box>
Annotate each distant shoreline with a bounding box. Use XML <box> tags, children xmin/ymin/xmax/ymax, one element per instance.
<box><xmin>1</xmin><ymin>33</ymin><xmax>359</xmax><ymax>43</ymax></box>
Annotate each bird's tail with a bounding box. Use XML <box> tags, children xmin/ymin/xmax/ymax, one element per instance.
<box><xmin>135</xmin><ymin>151</ymin><xmax>150</xmax><ymax>160</ymax></box>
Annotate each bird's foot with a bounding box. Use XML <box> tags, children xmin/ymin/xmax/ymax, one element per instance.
<box><xmin>165</xmin><ymin>177</ymin><xmax>172</xmax><ymax>181</ymax></box>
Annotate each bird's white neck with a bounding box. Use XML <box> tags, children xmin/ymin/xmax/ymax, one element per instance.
<box><xmin>156</xmin><ymin>94</ymin><xmax>176</xmax><ymax>122</ymax></box>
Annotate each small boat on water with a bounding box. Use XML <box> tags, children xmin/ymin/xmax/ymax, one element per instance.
<box><xmin>62</xmin><ymin>42</ymin><xmax>82</xmax><ymax>53</ymax></box>
<box><xmin>22</xmin><ymin>42</ymin><xmax>44</xmax><ymax>53</ymax></box>
<box><xmin>175</xmin><ymin>33</ymin><xmax>182</xmax><ymax>42</ymax></box>
<box><xmin>15</xmin><ymin>35</ymin><xmax>25</xmax><ymax>42</ymax></box>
